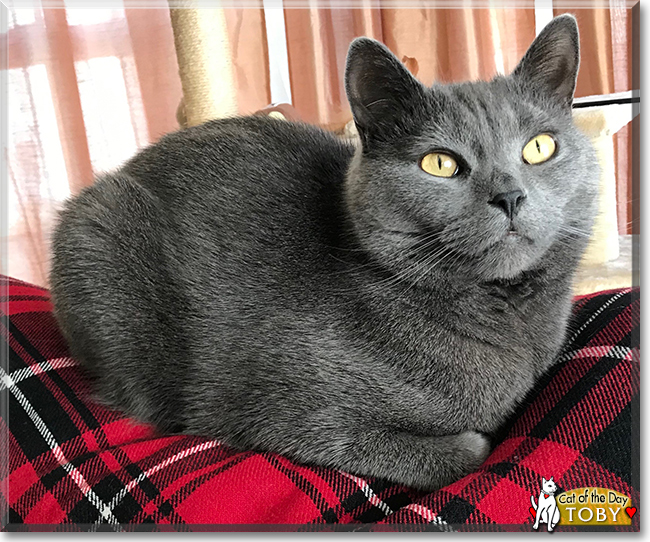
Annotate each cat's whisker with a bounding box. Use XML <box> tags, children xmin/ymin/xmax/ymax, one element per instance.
<box><xmin>407</xmin><ymin>249</ymin><xmax>456</xmax><ymax>290</ymax></box>
<box><xmin>327</xmin><ymin>252</ymin><xmax>371</xmax><ymax>272</ymax></box>
<box><xmin>326</xmin><ymin>245</ymin><xmax>370</xmax><ymax>253</ymax></box>
<box><xmin>382</xmin><ymin>243</ymin><xmax>459</xmax><ymax>301</ymax></box>
<box><xmin>558</xmin><ymin>225</ymin><xmax>592</xmax><ymax>238</ymax></box>
<box><xmin>413</xmin><ymin>234</ymin><xmax>447</xmax><ymax>253</ymax></box>
<box><xmin>346</xmin><ymin>245</ymin><xmax>445</xmax><ymax>298</ymax></box>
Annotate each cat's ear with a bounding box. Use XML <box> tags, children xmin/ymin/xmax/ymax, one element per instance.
<box><xmin>345</xmin><ymin>37</ymin><xmax>426</xmax><ymax>144</ymax></box>
<box><xmin>512</xmin><ymin>14</ymin><xmax>580</xmax><ymax>109</ymax></box>
<box><xmin>542</xmin><ymin>477</ymin><xmax>547</xmax><ymax>484</ymax></box>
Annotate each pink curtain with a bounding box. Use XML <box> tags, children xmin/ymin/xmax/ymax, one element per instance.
<box><xmin>284</xmin><ymin>7</ymin><xmax>536</xmax><ymax>130</ymax></box>
<box><xmin>3</xmin><ymin>4</ymin><xmax>636</xmax><ymax>288</ymax></box>
<box><xmin>4</xmin><ymin>5</ymin><xmax>183</xmax><ymax>286</ymax></box>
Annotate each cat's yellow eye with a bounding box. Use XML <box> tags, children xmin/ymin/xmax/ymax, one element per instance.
<box><xmin>522</xmin><ymin>134</ymin><xmax>556</xmax><ymax>165</ymax></box>
<box><xmin>420</xmin><ymin>152</ymin><xmax>458</xmax><ymax>178</ymax></box>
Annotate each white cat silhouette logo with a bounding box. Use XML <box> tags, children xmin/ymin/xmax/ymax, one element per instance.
<box><xmin>531</xmin><ymin>476</ymin><xmax>561</xmax><ymax>531</ymax></box>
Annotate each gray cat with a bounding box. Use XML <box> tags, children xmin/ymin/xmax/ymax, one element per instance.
<box><xmin>50</xmin><ymin>15</ymin><xmax>598</xmax><ymax>492</ymax></box>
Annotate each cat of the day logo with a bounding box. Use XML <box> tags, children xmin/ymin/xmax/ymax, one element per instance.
<box><xmin>529</xmin><ymin>477</ymin><xmax>635</xmax><ymax>531</ymax></box>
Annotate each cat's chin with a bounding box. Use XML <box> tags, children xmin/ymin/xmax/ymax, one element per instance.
<box><xmin>485</xmin><ymin>267</ymin><xmax>528</xmax><ymax>281</ymax></box>
<box><xmin>452</xmin><ymin>230</ymin><xmax>536</xmax><ymax>280</ymax></box>
<box><xmin>476</xmin><ymin>265</ymin><xmax>528</xmax><ymax>282</ymax></box>
<box><xmin>479</xmin><ymin>240</ymin><xmax>541</xmax><ymax>281</ymax></box>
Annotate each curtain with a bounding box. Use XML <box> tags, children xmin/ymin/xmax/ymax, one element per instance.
<box><xmin>4</xmin><ymin>3</ymin><xmax>272</xmax><ymax>287</ymax></box>
<box><xmin>3</xmin><ymin>3</ymin><xmax>636</xmax><ymax>288</ymax></box>
<box><xmin>284</xmin><ymin>6</ymin><xmax>383</xmax><ymax>131</ymax></box>
<box><xmin>284</xmin><ymin>6</ymin><xmax>536</xmax><ymax>130</ymax></box>
<box><xmin>5</xmin><ymin>4</ymin><xmax>183</xmax><ymax>287</ymax></box>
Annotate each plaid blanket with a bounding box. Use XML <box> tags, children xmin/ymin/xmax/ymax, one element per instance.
<box><xmin>0</xmin><ymin>275</ymin><xmax>639</xmax><ymax>531</ymax></box>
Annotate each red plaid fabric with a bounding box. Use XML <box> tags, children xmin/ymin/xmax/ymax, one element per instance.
<box><xmin>0</xmin><ymin>275</ymin><xmax>639</xmax><ymax>531</ymax></box>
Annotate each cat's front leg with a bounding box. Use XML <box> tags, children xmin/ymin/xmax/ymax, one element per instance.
<box><xmin>550</xmin><ymin>506</ymin><xmax>561</xmax><ymax>531</ymax></box>
<box><xmin>308</xmin><ymin>428</ymin><xmax>490</xmax><ymax>492</ymax></box>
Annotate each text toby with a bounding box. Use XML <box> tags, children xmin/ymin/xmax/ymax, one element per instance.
<box><xmin>555</xmin><ymin>487</ymin><xmax>634</xmax><ymax>526</ymax></box>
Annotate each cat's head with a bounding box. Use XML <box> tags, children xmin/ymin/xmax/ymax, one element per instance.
<box><xmin>344</xmin><ymin>15</ymin><xmax>598</xmax><ymax>282</ymax></box>
<box><xmin>541</xmin><ymin>477</ymin><xmax>558</xmax><ymax>495</ymax></box>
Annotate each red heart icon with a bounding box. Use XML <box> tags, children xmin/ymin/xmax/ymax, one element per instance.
<box><xmin>529</xmin><ymin>507</ymin><xmax>536</xmax><ymax>519</ymax></box>
<box><xmin>626</xmin><ymin>507</ymin><xmax>637</xmax><ymax>518</ymax></box>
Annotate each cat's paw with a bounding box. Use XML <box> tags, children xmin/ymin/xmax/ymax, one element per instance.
<box><xmin>418</xmin><ymin>431</ymin><xmax>491</xmax><ymax>491</ymax></box>
<box><xmin>456</xmin><ymin>430</ymin><xmax>491</xmax><ymax>470</ymax></box>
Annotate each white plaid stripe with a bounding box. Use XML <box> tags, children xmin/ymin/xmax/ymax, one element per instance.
<box><xmin>565</xmin><ymin>289</ymin><xmax>632</xmax><ymax>346</ymax></box>
<box><xmin>0</xmin><ymin>357</ymin><xmax>76</xmax><ymax>391</ymax></box>
<box><xmin>558</xmin><ymin>345</ymin><xmax>635</xmax><ymax>363</ymax></box>
<box><xmin>0</xmin><ymin>365</ymin><xmax>121</xmax><ymax>528</ymax></box>
<box><xmin>403</xmin><ymin>503</ymin><xmax>454</xmax><ymax>530</ymax></box>
<box><xmin>97</xmin><ymin>439</ymin><xmax>221</xmax><ymax>524</ymax></box>
<box><xmin>339</xmin><ymin>471</ymin><xmax>393</xmax><ymax>516</ymax></box>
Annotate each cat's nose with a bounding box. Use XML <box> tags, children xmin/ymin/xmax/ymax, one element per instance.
<box><xmin>489</xmin><ymin>190</ymin><xmax>526</xmax><ymax>220</ymax></box>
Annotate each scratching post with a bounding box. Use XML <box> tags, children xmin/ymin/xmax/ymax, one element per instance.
<box><xmin>169</xmin><ymin>2</ymin><xmax>238</xmax><ymax>127</ymax></box>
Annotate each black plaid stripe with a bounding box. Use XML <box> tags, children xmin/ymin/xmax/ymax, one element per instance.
<box><xmin>353</xmin><ymin>479</ymin><xmax>410</xmax><ymax>523</ymax></box>
<box><xmin>80</xmin><ymin>440</ymin><xmax>227</xmax><ymax>524</ymax></box>
<box><xmin>2</xmin><ymin>275</ymin><xmax>639</xmax><ymax>529</ymax></box>
<box><xmin>128</xmin><ymin>448</ymin><xmax>256</xmax><ymax>524</ymax></box>
<box><xmin>379</xmin><ymin>288</ymin><xmax>638</xmax><ymax>527</ymax></box>
<box><xmin>5</xmin><ymin>305</ymin><xmax>220</xmax><ymax>525</ymax></box>
<box><xmin>2</xmin><ymin>324</ymin><xmax>118</xmax><ymax>523</ymax></box>
<box><xmin>303</xmin><ymin>466</ymin><xmax>421</xmax><ymax>524</ymax></box>
<box><xmin>563</xmin><ymin>290</ymin><xmax>635</xmax><ymax>352</ymax></box>
<box><xmin>263</xmin><ymin>454</ymin><xmax>340</xmax><ymax>523</ymax></box>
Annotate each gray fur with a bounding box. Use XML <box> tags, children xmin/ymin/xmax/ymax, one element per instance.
<box><xmin>50</xmin><ymin>15</ymin><xmax>598</xmax><ymax>491</ymax></box>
